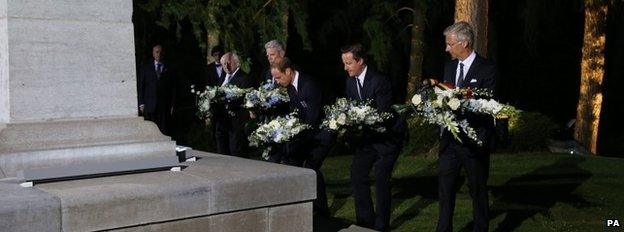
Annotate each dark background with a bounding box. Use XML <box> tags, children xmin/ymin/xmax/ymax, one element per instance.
<box><xmin>132</xmin><ymin>0</ymin><xmax>624</xmax><ymax>156</ymax></box>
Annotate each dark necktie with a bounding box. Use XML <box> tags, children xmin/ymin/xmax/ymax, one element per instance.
<box><xmin>287</xmin><ymin>85</ymin><xmax>298</xmax><ymax>96</ymax></box>
<box><xmin>456</xmin><ymin>62</ymin><xmax>464</xmax><ymax>87</ymax></box>
<box><xmin>218</xmin><ymin>70</ymin><xmax>226</xmax><ymax>84</ymax></box>
<box><xmin>356</xmin><ymin>78</ymin><xmax>363</xmax><ymax>100</ymax></box>
<box><xmin>156</xmin><ymin>63</ymin><xmax>163</xmax><ymax>79</ymax></box>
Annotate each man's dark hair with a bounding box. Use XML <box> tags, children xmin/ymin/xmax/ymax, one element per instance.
<box><xmin>270</xmin><ymin>57</ymin><xmax>293</xmax><ymax>73</ymax></box>
<box><xmin>211</xmin><ymin>45</ymin><xmax>224</xmax><ymax>55</ymax></box>
<box><xmin>341</xmin><ymin>43</ymin><xmax>367</xmax><ymax>62</ymax></box>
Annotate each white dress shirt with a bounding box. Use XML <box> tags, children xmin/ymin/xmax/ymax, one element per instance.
<box><xmin>292</xmin><ymin>71</ymin><xmax>300</xmax><ymax>91</ymax></box>
<box><xmin>455</xmin><ymin>51</ymin><xmax>476</xmax><ymax>86</ymax></box>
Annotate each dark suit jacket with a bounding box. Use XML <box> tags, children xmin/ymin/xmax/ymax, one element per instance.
<box><xmin>205</xmin><ymin>61</ymin><xmax>225</xmax><ymax>87</ymax></box>
<box><xmin>345</xmin><ymin>67</ymin><xmax>407</xmax><ymax>145</ymax></box>
<box><xmin>285</xmin><ymin>72</ymin><xmax>332</xmax><ymax>158</ymax></box>
<box><xmin>262</xmin><ymin>67</ymin><xmax>273</xmax><ymax>84</ymax></box>
<box><xmin>288</xmin><ymin>72</ymin><xmax>323</xmax><ymax>128</ymax></box>
<box><xmin>226</xmin><ymin>69</ymin><xmax>254</xmax><ymax>89</ymax></box>
<box><xmin>138</xmin><ymin>60</ymin><xmax>173</xmax><ymax>114</ymax></box>
<box><xmin>441</xmin><ymin>53</ymin><xmax>498</xmax><ymax>151</ymax></box>
<box><xmin>212</xmin><ymin>69</ymin><xmax>253</xmax><ymax>116</ymax></box>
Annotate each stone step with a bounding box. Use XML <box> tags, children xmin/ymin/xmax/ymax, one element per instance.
<box><xmin>0</xmin><ymin>117</ymin><xmax>168</xmax><ymax>153</ymax></box>
<box><xmin>0</xmin><ymin>140</ymin><xmax>176</xmax><ymax>178</ymax></box>
<box><xmin>0</xmin><ymin>150</ymin><xmax>316</xmax><ymax>232</ymax></box>
<box><xmin>0</xmin><ymin>117</ymin><xmax>176</xmax><ymax>178</ymax></box>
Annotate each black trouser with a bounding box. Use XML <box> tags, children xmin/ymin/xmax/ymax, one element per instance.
<box><xmin>281</xmin><ymin>131</ymin><xmax>333</xmax><ymax>212</ymax></box>
<box><xmin>350</xmin><ymin>139</ymin><xmax>401</xmax><ymax>231</ymax></box>
<box><xmin>437</xmin><ymin>140</ymin><xmax>490</xmax><ymax>232</ymax></box>
<box><xmin>214</xmin><ymin>114</ymin><xmax>248</xmax><ymax>158</ymax></box>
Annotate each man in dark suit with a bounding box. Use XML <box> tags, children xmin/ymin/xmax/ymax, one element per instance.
<box><xmin>138</xmin><ymin>44</ymin><xmax>173</xmax><ymax>135</ymax></box>
<box><xmin>437</xmin><ymin>21</ymin><xmax>498</xmax><ymax>232</ymax></box>
<box><xmin>213</xmin><ymin>52</ymin><xmax>254</xmax><ymax>157</ymax></box>
<box><xmin>270</xmin><ymin>57</ymin><xmax>333</xmax><ymax>215</ymax></box>
<box><xmin>341</xmin><ymin>44</ymin><xmax>407</xmax><ymax>231</ymax></box>
<box><xmin>262</xmin><ymin>40</ymin><xmax>286</xmax><ymax>84</ymax></box>
<box><xmin>204</xmin><ymin>45</ymin><xmax>225</xmax><ymax>87</ymax></box>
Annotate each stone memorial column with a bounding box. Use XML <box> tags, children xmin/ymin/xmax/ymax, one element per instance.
<box><xmin>0</xmin><ymin>0</ymin><xmax>175</xmax><ymax>178</ymax></box>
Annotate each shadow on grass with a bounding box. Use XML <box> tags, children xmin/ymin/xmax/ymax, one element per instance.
<box><xmin>459</xmin><ymin>156</ymin><xmax>596</xmax><ymax>232</ymax></box>
<box><xmin>390</xmin><ymin>163</ymin><xmax>442</xmax><ymax>229</ymax></box>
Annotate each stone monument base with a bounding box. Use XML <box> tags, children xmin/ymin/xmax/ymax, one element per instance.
<box><xmin>0</xmin><ymin>150</ymin><xmax>315</xmax><ymax>232</ymax></box>
<box><xmin>0</xmin><ymin>117</ymin><xmax>175</xmax><ymax>178</ymax></box>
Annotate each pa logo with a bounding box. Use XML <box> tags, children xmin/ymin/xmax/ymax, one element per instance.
<box><xmin>607</xmin><ymin>219</ymin><xmax>620</xmax><ymax>227</ymax></box>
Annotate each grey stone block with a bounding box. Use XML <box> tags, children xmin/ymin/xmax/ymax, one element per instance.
<box><xmin>0</xmin><ymin>117</ymin><xmax>175</xmax><ymax>178</ymax></box>
<box><xmin>187</xmin><ymin>151</ymin><xmax>317</xmax><ymax>213</ymax></box>
<box><xmin>7</xmin><ymin>19</ymin><xmax>137</xmax><ymax>121</ymax></box>
<box><xmin>209</xmin><ymin>208</ymin><xmax>268</xmax><ymax>232</ymax></box>
<box><xmin>268</xmin><ymin>202</ymin><xmax>313</xmax><ymax>232</ymax></box>
<box><xmin>1</xmin><ymin>0</ymin><xmax>136</xmax><ymax>122</ymax></box>
<box><xmin>37</xmin><ymin>170</ymin><xmax>212</xmax><ymax>232</ymax></box>
<box><xmin>4</xmin><ymin>0</ymin><xmax>132</xmax><ymax>22</ymax></box>
<box><xmin>111</xmin><ymin>216</ymin><xmax>213</xmax><ymax>232</ymax></box>
<box><xmin>112</xmin><ymin>208</ymin><xmax>268</xmax><ymax>232</ymax></box>
<box><xmin>0</xmin><ymin>179</ymin><xmax>61</xmax><ymax>232</ymax></box>
<box><xmin>0</xmin><ymin>17</ymin><xmax>7</xmax><ymax>122</ymax></box>
<box><xmin>23</xmin><ymin>151</ymin><xmax>315</xmax><ymax>231</ymax></box>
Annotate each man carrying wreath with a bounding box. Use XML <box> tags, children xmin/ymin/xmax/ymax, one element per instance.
<box><xmin>270</xmin><ymin>57</ymin><xmax>333</xmax><ymax>216</ymax></box>
<box><xmin>437</xmin><ymin>21</ymin><xmax>499</xmax><ymax>232</ymax></box>
<box><xmin>340</xmin><ymin>43</ymin><xmax>407</xmax><ymax>231</ymax></box>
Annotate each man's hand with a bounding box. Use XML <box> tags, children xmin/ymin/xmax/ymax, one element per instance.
<box><xmin>139</xmin><ymin>104</ymin><xmax>144</xmax><ymax>114</ymax></box>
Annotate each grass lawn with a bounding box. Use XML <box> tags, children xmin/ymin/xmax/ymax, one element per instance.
<box><xmin>314</xmin><ymin>152</ymin><xmax>624</xmax><ymax>231</ymax></box>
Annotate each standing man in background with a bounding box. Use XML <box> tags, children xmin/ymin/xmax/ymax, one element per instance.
<box><xmin>138</xmin><ymin>44</ymin><xmax>173</xmax><ymax>135</ymax></box>
<box><xmin>205</xmin><ymin>45</ymin><xmax>226</xmax><ymax>87</ymax></box>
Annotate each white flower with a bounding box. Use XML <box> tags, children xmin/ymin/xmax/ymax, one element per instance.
<box><xmin>434</xmin><ymin>96</ymin><xmax>444</xmax><ymax>107</ymax></box>
<box><xmin>329</xmin><ymin>120</ymin><xmax>338</xmax><ymax>130</ymax></box>
<box><xmin>448</xmin><ymin>98</ymin><xmax>461</xmax><ymax>110</ymax></box>
<box><xmin>286</xmin><ymin>118</ymin><xmax>297</xmax><ymax>127</ymax></box>
<box><xmin>411</xmin><ymin>94</ymin><xmax>422</xmax><ymax>106</ymax></box>
<box><xmin>268</xmin><ymin>120</ymin><xmax>280</xmax><ymax>128</ymax></box>
<box><xmin>245</xmin><ymin>101</ymin><xmax>254</xmax><ymax>108</ymax></box>
<box><xmin>337</xmin><ymin>113</ymin><xmax>347</xmax><ymax>125</ymax></box>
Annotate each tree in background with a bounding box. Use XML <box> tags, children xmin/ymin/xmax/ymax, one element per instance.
<box><xmin>137</xmin><ymin>0</ymin><xmax>310</xmax><ymax>70</ymax></box>
<box><xmin>454</xmin><ymin>0</ymin><xmax>489</xmax><ymax>56</ymax></box>
<box><xmin>575</xmin><ymin>0</ymin><xmax>610</xmax><ymax>154</ymax></box>
<box><xmin>404</xmin><ymin>1</ymin><xmax>426</xmax><ymax>102</ymax></box>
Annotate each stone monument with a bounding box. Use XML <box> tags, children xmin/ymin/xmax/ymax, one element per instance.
<box><xmin>0</xmin><ymin>1</ymin><xmax>315</xmax><ymax>231</ymax></box>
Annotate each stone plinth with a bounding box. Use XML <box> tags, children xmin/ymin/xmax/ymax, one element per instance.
<box><xmin>0</xmin><ymin>0</ymin><xmax>137</xmax><ymax>122</ymax></box>
<box><xmin>0</xmin><ymin>151</ymin><xmax>316</xmax><ymax>232</ymax></box>
<box><xmin>0</xmin><ymin>0</ymin><xmax>175</xmax><ymax>177</ymax></box>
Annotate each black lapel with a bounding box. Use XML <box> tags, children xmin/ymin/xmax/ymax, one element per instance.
<box><xmin>218</xmin><ymin>68</ymin><xmax>226</xmax><ymax>85</ymax></box>
<box><xmin>446</xmin><ymin>60</ymin><xmax>458</xmax><ymax>84</ymax></box>
<box><xmin>461</xmin><ymin>55</ymin><xmax>482</xmax><ymax>87</ymax></box>
<box><xmin>148</xmin><ymin>61</ymin><xmax>158</xmax><ymax>81</ymax></box>
<box><xmin>362</xmin><ymin>68</ymin><xmax>374</xmax><ymax>99</ymax></box>
<box><xmin>229</xmin><ymin>70</ymin><xmax>242</xmax><ymax>86</ymax></box>
<box><xmin>296</xmin><ymin>73</ymin><xmax>306</xmax><ymax>96</ymax></box>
